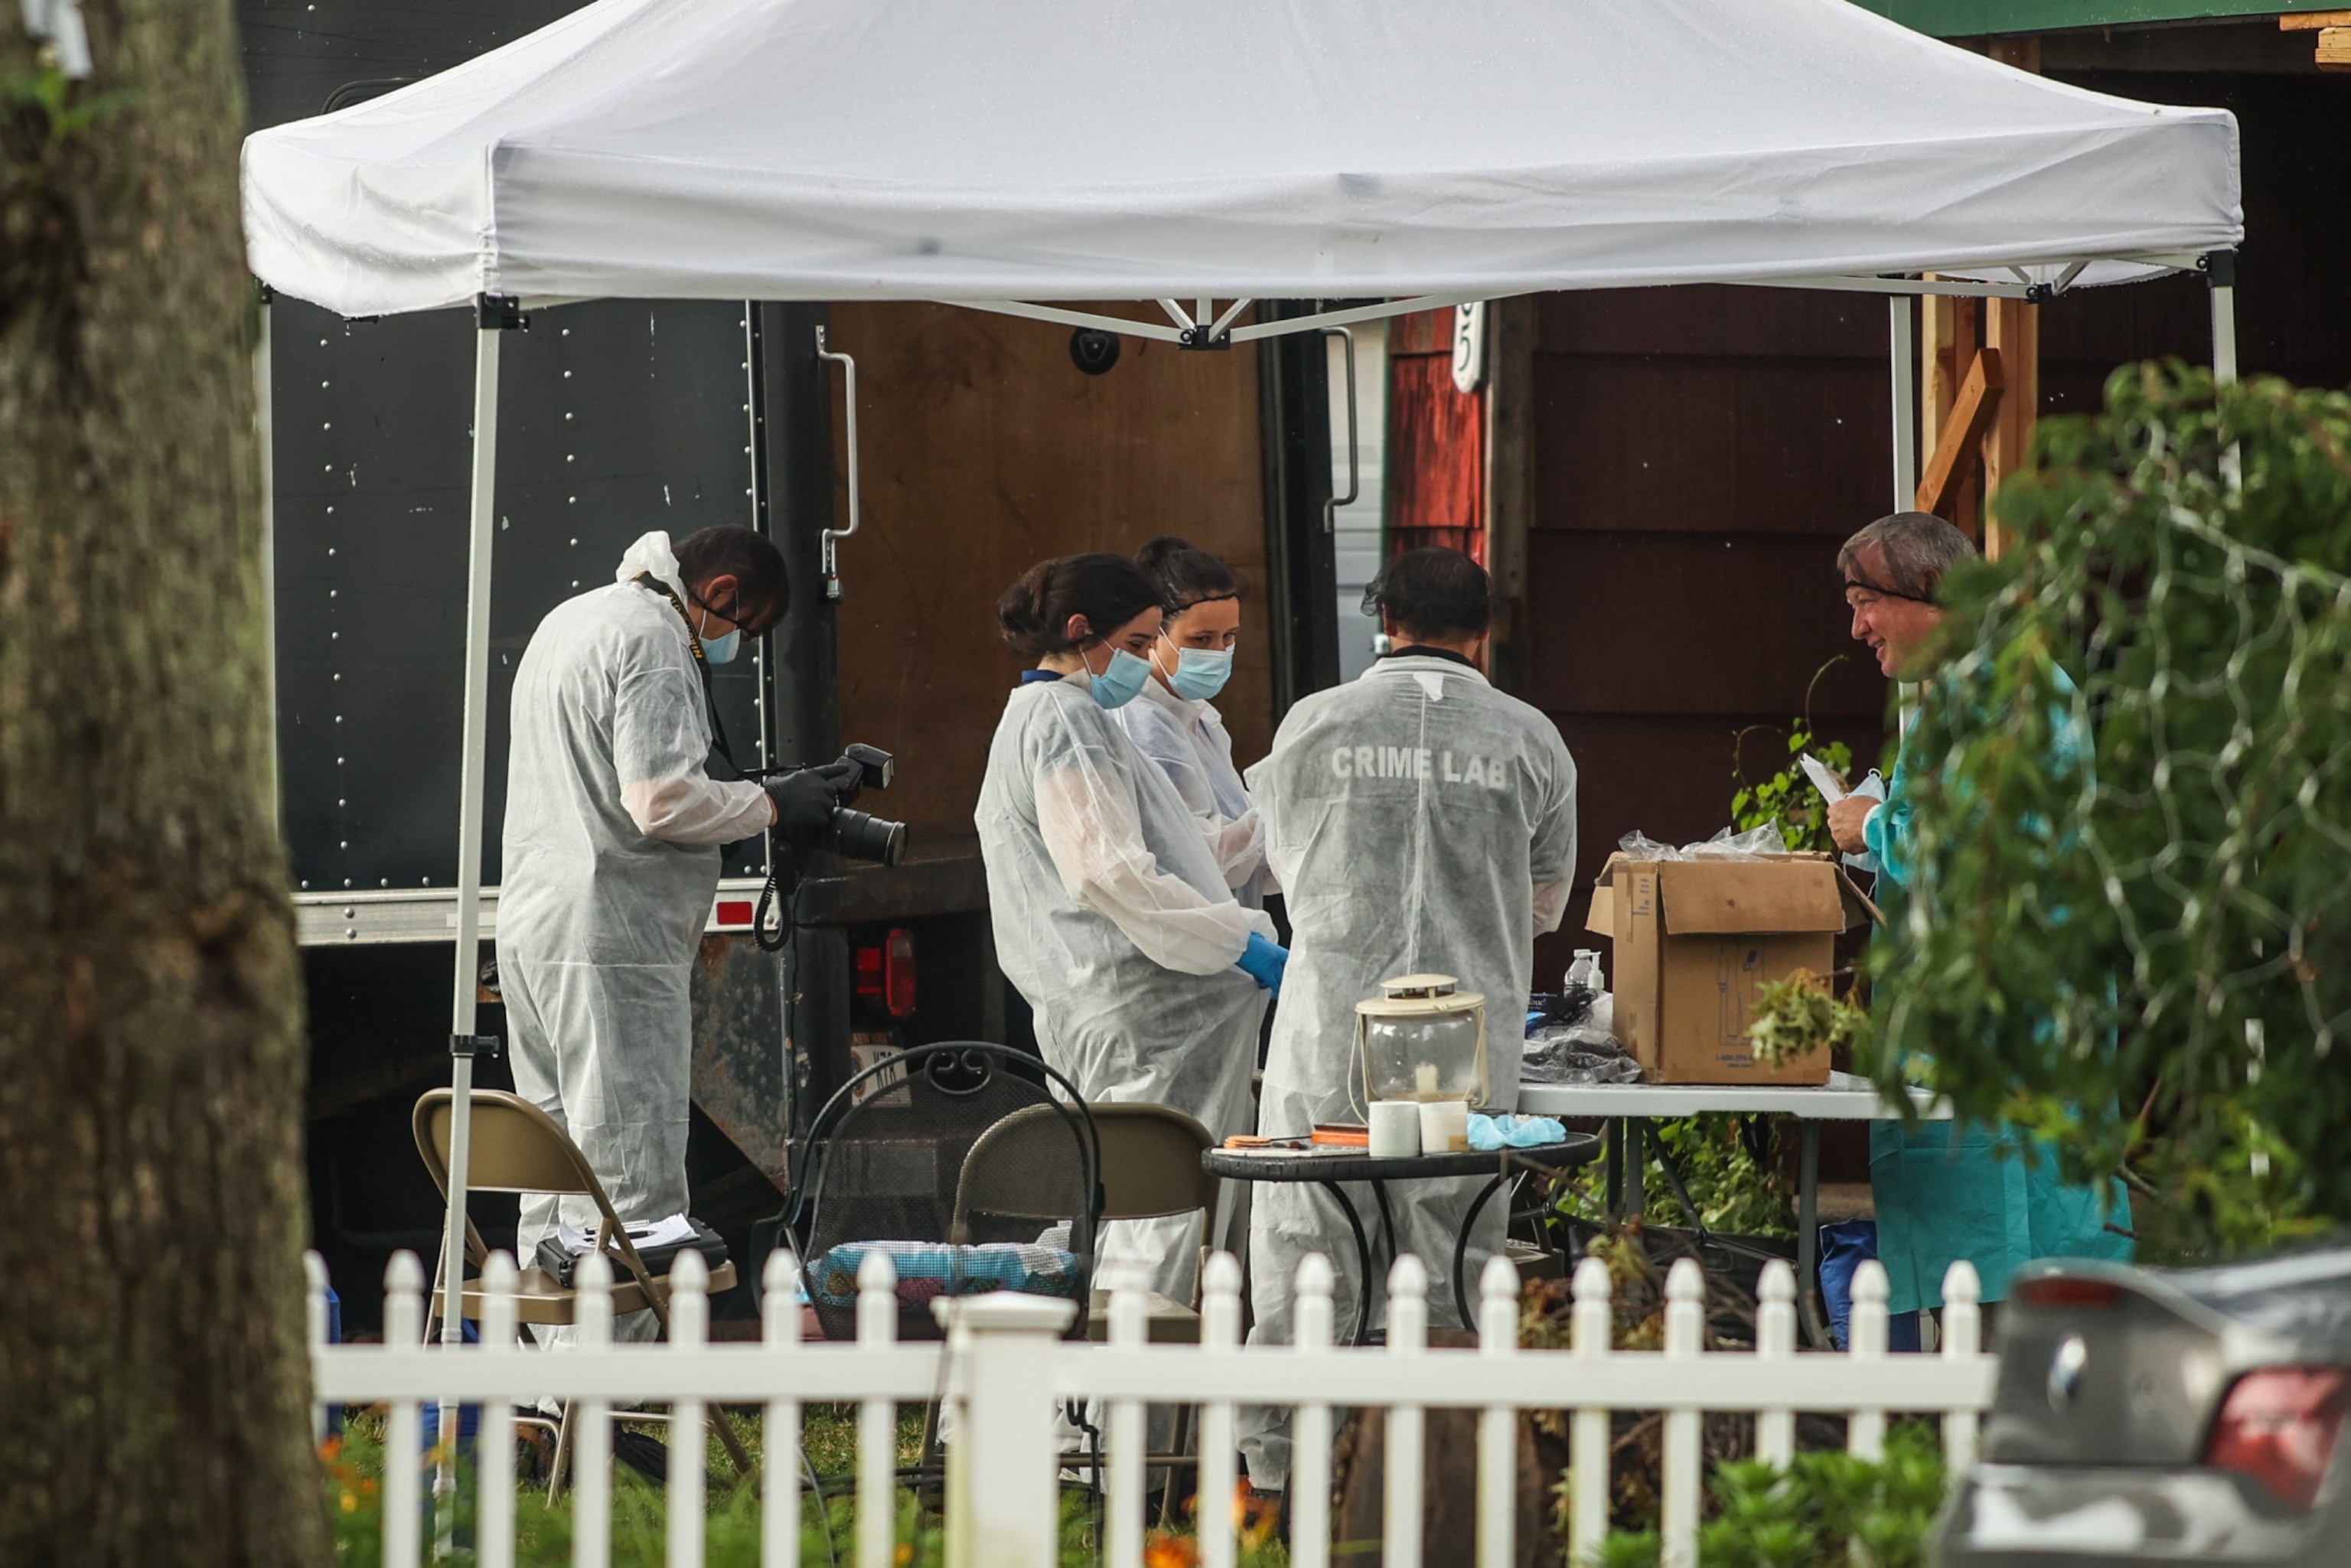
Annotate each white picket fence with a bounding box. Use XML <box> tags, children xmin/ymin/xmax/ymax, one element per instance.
<box><xmin>309</xmin><ymin>1245</ymin><xmax>1995</xmax><ymax>1568</ymax></box>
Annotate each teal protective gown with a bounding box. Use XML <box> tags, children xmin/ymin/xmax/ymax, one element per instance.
<box><xmin>1865</xmin><ymin>673</ymin><xmax>2133</xmax><ymax>1315</ymax></box>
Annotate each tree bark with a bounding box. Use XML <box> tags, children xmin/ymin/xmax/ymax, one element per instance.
<box><xmin>0</xmin><ymin>2</ymin><xmax>327</xmax><ymax>1563</ymax></box>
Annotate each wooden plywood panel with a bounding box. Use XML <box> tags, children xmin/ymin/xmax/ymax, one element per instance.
<box><xmin>1523</xmin><ymin>533</ymin><xmax>1886</xmax><ymax>720</ymax></box>
<box><xmin>823</xmin><ymin>303</ymin><xmax>1268</xmax><ymax>841</ymax></box>
<box><xmin>1531</xmin><ymin>356</ymin><xmax>1888</xmax><ymax>537</ymax></box>
<box><xmin>1537</xmin><ymin>285</ymin><xmax>1890</xmax><ymax>362</ymax></box>
<box><xmin>2039</xmin><ymin>74</ymin><xmax>2351</xmax><ymax>386</ymax></box>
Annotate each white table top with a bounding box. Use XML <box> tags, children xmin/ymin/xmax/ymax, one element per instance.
<box><xmin>1515</xmin><ymin>1069</ymin><xmax>1949</xmax><ymax>1121</ymax></box>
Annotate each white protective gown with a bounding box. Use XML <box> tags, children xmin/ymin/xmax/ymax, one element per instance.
<box><xmin>978</xmin><ymin>674</ymin><xmax>1275</xmax><ymax>1305</ymax></box>
<box><xmin>1237</xmin><ymin>654</ymin><xmax>1577</xmax><ymax>1487</ymax></box>
<box><xmin>498</xmin><ymin>532</ymin><xmax>771</xmax><ymax>1337</ymax></box>
<box><xmin>1117</xmin><ymin>675</ymin><xmax>1270</xmax><ymax>910</ymax></box>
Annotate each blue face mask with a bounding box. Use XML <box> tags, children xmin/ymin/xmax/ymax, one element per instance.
<box><xmin>1085</xmin><ymin>645</ymin><xmax>1151</xmax><ymax>710</ymax></box>
<box><xmin>692</xmin><ymin>588</ymin><xmax>745</xmax><ymax>665</ymax></box>
<box><xmin>1166</xmin><ymin>642</ymin><xmax>1234</xmax><ymax>702</ymax></box>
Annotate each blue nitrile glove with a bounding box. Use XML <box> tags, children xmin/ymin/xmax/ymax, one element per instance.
<box><xmin>1236</xmin><ymin>932</ymin><xmax>1288</xmax><ymax>995</ymax></box>
<box><xmin>1469</xmin><ymin>1113</ymin><xmax>1569</xmax><ymax>1151</ymax></box>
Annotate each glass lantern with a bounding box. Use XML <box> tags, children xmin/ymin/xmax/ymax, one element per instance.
<box><xmin>1353</xmin><ymin>973</ymin><xmax>1489</xmax><ymax>1110</ymax></box>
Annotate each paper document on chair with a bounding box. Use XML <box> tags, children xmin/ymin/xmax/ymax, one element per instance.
<box><xmin>555</xmin><ymin>1214</ymin><xmax>697</xmax><ymax>1255</ymax></box>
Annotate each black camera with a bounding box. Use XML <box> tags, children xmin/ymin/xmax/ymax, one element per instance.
<box><xmin>823</xmin><ymin>742</ymin><xmax>907</xmax><ymax>866</ymax></box>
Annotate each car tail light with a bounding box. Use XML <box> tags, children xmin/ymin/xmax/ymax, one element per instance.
<box><xmin>853</xmin><ymin>927</ymin><xmax>918</xmax><ymax>1019</ymax></box>
<box><xmin>2013</xmin><ymin>1276</ymin><xmax>2124</xmax><ymax>1310</ymax></box>
<box><xmin>2204</xmin><ymin>1366</ymin><xmax>2351</xmax><ymax>1511</ymax></box>
<box><xmin>714</xmin><ymin>899</ymin><xmax>755</xmax><ymax>928</ymax></box>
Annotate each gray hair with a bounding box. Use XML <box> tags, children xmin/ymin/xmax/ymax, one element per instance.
<box><xmin>1837</xmin><ymin>511</ymin><xmax>1978</xmax><ymax>601</ymax></box>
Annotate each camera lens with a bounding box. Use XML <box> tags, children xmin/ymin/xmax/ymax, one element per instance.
<box><xmin>829</xmin><ymin>807</ymin><xmax>908</xmax><ymax>867</ymax></box>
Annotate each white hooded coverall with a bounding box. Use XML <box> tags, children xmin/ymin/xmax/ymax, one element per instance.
<box><xmin>1237</xmin><ymin>654</ymin><xmax>1577</xmax><ymax>1487</ymax></box>
<box><xmin>498</xmin><ymin>532</ymin><xmax>771</xmax><ymax>1336</ymax></box>
<box><xmin>978</xmin><ymin>673</ymin><xmax>1275</xmax><ymax>1306</ymax></box>
<box><xmin>1117</xmin><ymin>673</ymin><xmax>1270</xmax><ymax>911</ymax></box>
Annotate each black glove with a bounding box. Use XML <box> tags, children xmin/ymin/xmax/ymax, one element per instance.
<box><xmin>765</xmin><ymin>770</ymin><xmax>840</xmax><ymax>851</ymax></box>
<box><xmin>811</xmin><ymin>757</ymin><xmax>865</xmax><ymax>806</ymax></box>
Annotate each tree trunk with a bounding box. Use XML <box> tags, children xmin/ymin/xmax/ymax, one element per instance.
<box><xmin>0</xmin><ymin>2</ymin><xmax>327</xmax><ymax>1563</ymax></box>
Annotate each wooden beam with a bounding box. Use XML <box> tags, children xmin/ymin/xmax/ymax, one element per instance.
<box><xmin>2317</xmin><ymin>27</ymin><xmax>2351</xmax><ymax>68</ymax></box>
<box><xmin>1916</xmin><ymin>347</ymin><xmax>2004</xmax><ymax>523</ymax></box>
<box><xmin>2278</xmin><ymin>9</ymin><xmax>2351</xmax><ymax>28</ymax></box>
<box><xmin>1920</xmin><ymin>292</ymin><xmax>1983</xmax><ymax>536</ymax></box>
<box><xmin>1981</xmin><ymin>298</ymin><xmax>2040</xmax><ymax>559</ymax></box>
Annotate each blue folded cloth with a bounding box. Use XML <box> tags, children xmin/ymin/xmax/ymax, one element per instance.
<box><xmin>1468</xmin><ymin>1113</ymin><xmax>1568</xmax><ymax>1151</ymax></box>
<box><xmin>805</xmin><ymin>1240</ymin><xmax>1080</xmax><ymax>1308</ymax></box>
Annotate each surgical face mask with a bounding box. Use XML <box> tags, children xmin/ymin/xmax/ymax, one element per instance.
<box><xmin>692</xmin><ymin>589</ymin><xmax>745</xmax><ymax>664</ymax></box>
<box><xmin>1084</xmin><ymin>644</ymin><xmax>1151</xmax><ymax>710</ymax></box>
<box><xmin>1164</xmin><ymin>641</ymin><xmax>1234</xmax><ymax>702</ymax></box>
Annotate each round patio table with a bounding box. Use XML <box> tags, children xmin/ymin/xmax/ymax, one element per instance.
<box><xmin>1202</xmin><ymin>1133</ymin><xmax>1603</xmax><ymax>1345</ymax></box>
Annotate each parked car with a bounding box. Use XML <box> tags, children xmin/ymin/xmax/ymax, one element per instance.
<box><xmin>1937</xmin><ymin>1245</ymin><xmax>2351</xmax><ymax>1565</ymax></box>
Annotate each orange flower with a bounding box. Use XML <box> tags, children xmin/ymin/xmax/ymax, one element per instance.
<box><xmin>1236</xmin><ymin>1482</ymin><xmax>1280</xmax><ymax>1550</ymax></box>
<box><xmin>1143</xmin><ymin>1531</ymin><xmax>1198</xmax><ymax>1568</ymax></box>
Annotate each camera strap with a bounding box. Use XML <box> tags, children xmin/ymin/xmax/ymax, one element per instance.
<box><xmin>632</xmin><ymin>573</ymin><xmax>804</xmax><ymax>952</ymax></box>
<box><xmin>633</xmin><ymin>572</ymin><xmax>769</xmax><ymax>780</ymax></box>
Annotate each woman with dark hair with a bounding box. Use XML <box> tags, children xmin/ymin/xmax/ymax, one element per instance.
<box><xmin>1121</xmin><ymin>536</ymin><xmax>1267</xmax><ymax>908</ymax></box>
<box><xmin>977</xmin><ymin>552</ymin><xmax>1287</xmax><ymax>1305</ymax></box>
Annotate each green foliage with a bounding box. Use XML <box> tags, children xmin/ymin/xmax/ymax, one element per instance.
<box><xmin>1554</xmin><ymin>1117</ymin><xmax>1795</xmax><ymax>1239</ymax></box>
<box><xmin>1746</xmin><ymin>971</ymin><xmax>1870</xmax><ymax>1068</ymax></box>
<box><xmin>1732</xmin><ymin>677</ymin><xmax>1855</xmax><ymax>857</ymax></box>
<box><xmin>1582</xmin><ymin>1425</ymin><xmax>1946</xmax><ymax>1567</ymax></box>
<box><xmin>1862</xmin><ymin>363</ymin><xmax>2351</xmax><ymax>1257</ymax></box>
<box><xmin>2</xmin><ymin>65</ymin><xmax>131</xmax><ymax>145</ymax></box>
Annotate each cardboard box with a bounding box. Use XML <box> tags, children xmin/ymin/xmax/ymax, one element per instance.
<box><xmin>1586</xmin><ymin>853</ymin><xmax>1866</xmax><ymax>1085</ymax></box>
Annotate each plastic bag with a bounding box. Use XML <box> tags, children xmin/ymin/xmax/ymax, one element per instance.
<box><xmin>1684</xmin><ymin>822</ymin><xmax>1792</xmax><ymax>859</ymax></box>
<box><xmin>1616</xmin><ymin>823</ymin><xmax>1791</xmax><ymax>862</ymax></box>
<box><xmin>1521</xmin><ymin>1022</ymin><xmax>1640</xmax><ymax>1085</ymax></box>
<box><xmin>1617</xmin><ymin>830</ymin><xmax>1683</xmax><ymax>861</ymax></box>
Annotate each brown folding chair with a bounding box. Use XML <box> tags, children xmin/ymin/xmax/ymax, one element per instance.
<box><xmin>412</xmin><ymin>1089</ymin><xmax>754</xmax><ymax>1497</ymax></box>
<box><xmin>960</xmin><ymin>1101</ymin><xmax>1222</xmax><ymax>1519</ymax></box>
<box><xmin>1085</xmin><ymin>1103</ymin><xmax>1222</xmax><ymax>1341</ymax></box>
<box><xmin>949</xmin><ymin>1099</ymin><xmax>1216</xmax><ymax>1337</ymax></box>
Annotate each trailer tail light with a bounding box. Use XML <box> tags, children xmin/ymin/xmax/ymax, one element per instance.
<box><xmin>2203</xmin><ymin>1366</ymin><xmax>2351</xmax><ymax>1511</ymax></box>
<box><xmin>714</xmin><ymin>899</ymin><xmax>755</xmax><ymax>929</ymax></box>
<box><xmin>853</xmin><ymin>927</ymin><xmax>918</xmax><ymax>1019</ymax></box>
<box><xmin>2013</xmin><ymin>1276</ymin><xmax>2123</xmax><ymax>1311</ymax></box>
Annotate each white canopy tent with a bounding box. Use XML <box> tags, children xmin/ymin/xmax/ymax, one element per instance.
<box><xmin>240</xmin><ymin>0</ymin><xmax>2242</xmax><ymax>1428</ymax></box>
<box><xmin>245</xmin><ymin>0</ymin><xmax>2240</xmax><ymax>316</ymax></box>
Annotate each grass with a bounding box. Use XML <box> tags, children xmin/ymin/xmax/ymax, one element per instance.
<box><xmin>321</xmin><ymin>1405</ymin><xmax>1285</xmax><ymax>1568</ymax></box>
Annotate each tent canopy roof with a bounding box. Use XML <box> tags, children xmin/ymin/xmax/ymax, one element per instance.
<box><xmin>242</xmin><ymin>0</ymin><xmax>2242</xmax><ymax>321</ymax></box>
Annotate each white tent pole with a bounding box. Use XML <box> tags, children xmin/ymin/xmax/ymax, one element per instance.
<box><xmin>435</xmin><ymin>300</ymin><xmax>506</xmax><ymax>1524</ymax></box>
<box><xmin>2207</xmin><ymin>249</ymin><xmax>2238</xmax><ymax>386</ymax></box>
<box><xmin>1888</xmin><ymin>295</ymin><xmax>1917</xmax><ymax>511</ymax></box>
<box><xmin>256</xmin><ymin>287</ymin><xmax>279</xmax><ymax>807</ymax></box>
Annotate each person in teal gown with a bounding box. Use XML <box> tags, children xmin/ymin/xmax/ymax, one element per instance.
<box><xmin>1828</xmin><ymin>511</ymin><xmax>2132</xmax><ymax>1318</ymax></box>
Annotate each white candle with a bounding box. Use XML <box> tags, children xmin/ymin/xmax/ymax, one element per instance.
<box><xmin>1369</xmin><ymin>1101</ymin><xmax>1421</xmax><ymax>1159</ymax></box>
<box><xmin>1414</xmin><ymin>1062</ymin><xmax>1440</xmax><ymax>1097</ymax></box>
<box><xmin>1418</xmin><ymin>1099</ymin><xmax>1470</xmax><ymax>1155</ymax></box>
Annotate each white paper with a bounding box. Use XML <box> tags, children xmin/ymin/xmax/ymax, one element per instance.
<box><xmin>1800</xmin><ymin>752</ymin><xmax>1849</xmax><ymax>804</ymax></box>
<box><xmin>555</xmin><ymin>1213</ymin><xmax>695</xmax><ymax>1256</ymax></box>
